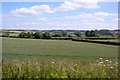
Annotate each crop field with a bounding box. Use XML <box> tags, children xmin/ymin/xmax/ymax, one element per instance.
<box><xmin>2</xmin><ymin>38</ymin><xmax>119</xmax><ymax>78</ymax></box>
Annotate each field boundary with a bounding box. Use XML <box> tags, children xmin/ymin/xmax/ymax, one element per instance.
<box><xmin>72</xmin><ymin>38</ymin><xmax>120</xmax><ymax>46</ymax></box>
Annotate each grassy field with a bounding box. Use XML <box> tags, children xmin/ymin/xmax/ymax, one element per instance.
<box><xmin>2</xmin><ymin>38</ymin><xmax>119</xmax><ymax>78</ymax></box>
<box><xmin>2</xmin><ymin>38</ymin><xmax>118</xmax><ymax>60</ymax></box>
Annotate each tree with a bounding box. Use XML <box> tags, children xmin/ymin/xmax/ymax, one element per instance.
<box><xmin>85</xmin><ymin>30</ymin><xmax>99</xmax><ymax>37</ymax></box>
<box><xmin>42</xmin><ymin>32</ymin><xmax>52</xmax><ymax>39</ymax></box>
<box><xmin>33</xmin><ymin>32</ymin><xmax>42</xmax><ymax>39</ymax></box>
<box><xmin>90</xmin><ymin>30</ymin><xmax>99</xmax><ymax>37</ymax></box>
<box><xmin>52</xmin><ymin>33</ymin><xmax>62</xmax><ymax>37</ymax></box>
<box><xmin>61</xmin><ymin>31</ymin><xmax>68</xmax><ymax>37</ymax></box>
<box><xmin>68</xmin><ymin>34</ymin><xmax>73</xmax><ymax>37</ymax></box>
<box><xmin>74</xmin><ymin>31</ymin><xmax>82</xmax><ymax>37</ymax></box>
<box><xmin>94</xmin><ymin>30</ymin><xmax>100</xmax><ymax>37</ymax></box>
<box><xmin>26</xmin><ymin>32</ymin><xmax>34</xmax><ymax>38</ymax></box>
<box><xmin>85</xmin><ymin>31</ymin><xmax>90</xmax><ymax>37</ymax></box>
<box><xmin>19</xmin><ymin>32</ymin><xmax>26</xmax><ymax>38</ymax></box>
<box><xmin>2</xmin><ymin>33</ymin><xmax>9</xmax><ymax>37</ymax></box>
<box><xmin>90</xmin><ymin>30</ymin><xmax>96</xmax><ymax>37</ymax></box>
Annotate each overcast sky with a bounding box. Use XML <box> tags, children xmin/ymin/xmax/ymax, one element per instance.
<box><xmin>1</xmin><ymin>0</ymin><xmax>119</xmax><ymax>30</ymax></box>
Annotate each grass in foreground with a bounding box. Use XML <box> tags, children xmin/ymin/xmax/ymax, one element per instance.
<box><xmin>2</xmin><ymin>58</ymin><xmax>118</xmax><ymax>78</ymax></box>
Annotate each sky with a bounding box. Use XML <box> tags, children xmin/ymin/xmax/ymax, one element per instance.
<box><xmin>1</xmin><ymin>0</ymin><xmax>119</xmax><ymax>30</ymax></box>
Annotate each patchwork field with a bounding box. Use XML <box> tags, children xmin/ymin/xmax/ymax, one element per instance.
<box><xmin>2</xmin><ymin>38</ymin><xmax>119</xmax><ymax>78</ymax></box>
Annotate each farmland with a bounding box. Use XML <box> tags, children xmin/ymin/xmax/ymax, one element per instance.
<box><xmin>2</xmin><ymin>38</ymin><xmax>118</xmax><ymax>60</ymax></box>
<box><xmin>2</xmin><ymin>38</ymin><xmax>119</xmax><ymax>78</ymax></box>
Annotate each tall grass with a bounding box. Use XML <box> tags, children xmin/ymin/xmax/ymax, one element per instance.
<box><xmin>2</xmin><ymin>58</ymin><xmax>118</xmax><ymax>79</ymax></box>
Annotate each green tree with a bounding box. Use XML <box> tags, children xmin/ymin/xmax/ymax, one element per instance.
<box><xmin>90</xmin><ymin>30</ymin><xmax>95</xmax><ymax>37</ymax></box>
<box><xmin>19</xmin><ymin>32</ymin><xmax>26</xmax><ymax>38</ymax></box>
<box><xmin>52</xmin><ymin>33</ymin><xmax>62</xmax><ymax>37</ymax></box>
<box><xmin>68</xmin><ymin>34</ymin><xmax>73</xmax><ymax>37</ymax></box>
<box><xmin>33</xmin><ymin>32</ymin><xmax>42</xmax><ymax>39</ymax></box>
<box><xmin>85</xmin><ymin>30</ymin><xmax>99</xmax><ymax>37</ymax></box>
<box><xmin>90</xmin><ymin>30</ymin><xmax>99</xmax><ymax>37</ymax></box>
<box><xmin>2</xmin><ymin>33</ymin><xmax>9</xmax><ymax>37</ymax></box>
<box><xmin>74</xmin><ymin>31</ymin><xmax>82</xmax><ymax>37</ymax></box>
<box><xmin>42</xmin><ymin>32</ymin><xmax>52</xmax><ymax>39</ymax></box>
<box><xmin>85</xmin><ymin>31</ymin><xmax>90</xmax><ymax>37</ymax></box>
<box><xmin>61</xmin><ymin>31</ymin><xmax>68</xmax><ymax>37</ymax></box>
<box><xmin>26</xmin><ymin>32</ymin><xmax>33</xmax><ymax>38</ymax></box>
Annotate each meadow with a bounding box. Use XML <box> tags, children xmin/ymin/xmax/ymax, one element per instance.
<box><xmin>2</xmin><ymin>38</ymin><xmax>119</xmax><ymax>78</ymax></box>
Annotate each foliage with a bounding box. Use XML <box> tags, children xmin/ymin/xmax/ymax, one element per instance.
<box><xmin>61</xmin><ymin>31</ymin><xmax>68</xmax><ymax>37</ymax></box>
<box><xmin>2</xmin><ymin>30</ymin><xmax>119</xmax><ymax>40</ymax></box>
<box><xmin>68</xmin><ymin>34</ymin><xmax>74</xmax><ymax>37</ymax></box>
<box><xmin>85</xmin><ymin>31</ymin><xmax>90</xmax><ymax>37</ymax></box>
<box><xmin>85</xmin><ymin>30</ymin><xmax>99</xmax><ymax>37</ymax></box>
<box><xmin>42</xmin><ymin>32</ymin><xmax>52</xmax><ymax>39</ymax></box>
<box><xmin>19</xmin><ymin>32</ymin><xmax>52</xmax><ymax>39</ymax></box>
<box><xmin>19</xmin><ymin>32</ymin><xmax>34</xmax><ymax>38</ymax></box>
<box><xmin>52</xmin><ymin>33</ymin><xmax>63</xmax><ymax>37</ymax></box>
<box><xmin>19</xmin><ymin>32</ymin><xmax>26</xmax><ymax>38</ymax></box>
<box><xmin>74</xmin><ymin>31</ymin><xmax>82</xmax><ymax>37</ymax></box>
<box><xmin>2</xmin><ymin>33</ymin><xmax>9</xmax><ymax>37</ymax></box>
<box><xmin>33</xmin><ymin>32</ymin><xmax>42</xmax><ymax>39</ymax></box>
<box><xmin>26</xmin><ymin>32</ymin><xmax>34</xmax><ymax>38</ymax></box>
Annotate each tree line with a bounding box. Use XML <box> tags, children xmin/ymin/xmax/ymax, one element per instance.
<box><xmin>18</xmin><ymin>30</ymin><xmax>100</xmax><ymax>39</ymax></box>
<box><xmin>19</xmin><ymin>32</ymin><xmax>52</xmax><ymax>39</ymax></box>
<box><xmin>2</xmin><ymin>29</ymin><xmax>118</xmax><ymax>39</ymax></box>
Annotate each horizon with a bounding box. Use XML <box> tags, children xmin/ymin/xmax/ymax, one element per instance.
<box><xmin>1</xmin><ymin>1</ymin><xmax>118</xmax><ymax>30</ymax></box>
<box><xmin>1</xmin><ymin>28</ymin><xmax>119</xmax><ymax>31</ymax></box>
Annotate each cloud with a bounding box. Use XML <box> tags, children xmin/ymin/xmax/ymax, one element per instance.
<box><xmin>94</xmin><ymin>12</ymin><xmax>114</xmax><ymax>17</ymax></box>
<box><xmin>11</xmin><ymin>1</ymin><xmax>102</xmax><ymax>16</ymax></box>
<box><xmin>65</xmin><ymin>13</ymin><xmax>105</xmax><ymax>23</ymax></box>
<box><xmin>55</xmin><ymin>1</ymin><xmax>99</xmax><ymax>12</ymax></box>
<box><xmin>38</xmin><ymin>17</ymin><xmax>47</xmax><ymax>21</ymax></box>
<box><xmin>57</xmin><ymin>0</ymin><xmax>119</xmax><ymax>11</ymax></box>
<box><xmin>97</xmin><ymin>18</ymin><xmax>105</xmax><ymax>22</ymax></box>
<box><xmin>11</xmin><ymin>5</ymin><xmax>54</xmax><ymax>16</ymax></box>
<box><xmin>112</xmin><ymin>18</ymin><xmax>119</xmax><ymax>22</ymax></box>
<box><xmin>65</xmin><ymin>13</ymin><xmax>92</xmax><ymax>19</ymax></box>
<box><xmin>30</xmin><ymin>5</ymin><xmax>54</xmax><ymax>13</ymax></box>
<box><xmin>65</xmin><ymin>12</ymin><xmax>117</xmax><ymax>22</ymax></box>
<box><xmin>80</xmin><ymin>2</ymin><xmax>100</xmax><ymax>9</ymax></box>
<box><xmin>55</xmin><ymin>1</ymin><xmax>81</xmax><ymax>11</ymax></box>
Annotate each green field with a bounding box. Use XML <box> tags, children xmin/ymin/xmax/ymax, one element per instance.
<box><xmin>91</xmin><ymin>39</ymin><xmax>119</xmax><ymax>42</ymax></box>
<box><xmin>2</xmin><ymin>38</ymin><xmax>118</xmax><ymax>61</ymax></box>
<box><xmin>2</xmin><ymin>38</ymin><xmax>119</xmax><ymax>78</ymax></box>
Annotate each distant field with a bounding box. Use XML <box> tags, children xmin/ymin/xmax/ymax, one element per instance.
<box><xmin>2</xmin><ymin>38</ymin><xmax>118</xmax><ymax>61</ymax></box>
<box><xmin>91</xmin><ymin>39</ymin><xmax>119</xmax><ymax>42</ymax></box>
